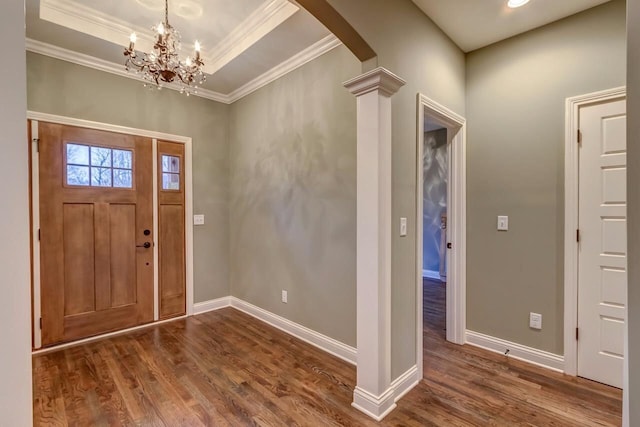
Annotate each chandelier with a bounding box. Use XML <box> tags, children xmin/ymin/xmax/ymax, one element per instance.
<box><xmin>124</xmin><ymin>0</ymin><xmax>206</xmax><ymax>95</ymax></box>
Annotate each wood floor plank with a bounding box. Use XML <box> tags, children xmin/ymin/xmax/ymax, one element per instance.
<box><xmin>33</xmin><ymin>279</ymin><xmax>622</xmax><ymax>426</ymax></box>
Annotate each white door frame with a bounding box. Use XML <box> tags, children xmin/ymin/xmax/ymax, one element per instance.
<box><xmin>563</xmin><ymin>86</ymin><xmax>626</xmax><ymax>375</ymax></box>
<box><xmin>416</xmin><ymin>94</ymin><xmax>467</xmax><ymax>375</ymax></box>
<box><xmin>28</xmin><ymin>111</ymin><xmax>195</xmax><ymax>350</ymax></box>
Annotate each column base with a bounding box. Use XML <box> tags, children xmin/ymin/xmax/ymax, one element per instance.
<box><xmin>352</xmin><ymin>386</ymin><xmax>397</xmax><ymax>421</ymax></box>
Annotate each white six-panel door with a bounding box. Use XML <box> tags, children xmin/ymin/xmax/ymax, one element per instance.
<box><xmin>578</xmin><ymin>99</ymin><xmax>626</xmax><ymax>388</ymax></box>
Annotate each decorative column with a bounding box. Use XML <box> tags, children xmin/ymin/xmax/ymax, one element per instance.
<box><xmin>344</xmin><ymin>67</ymin><xmax>405</xmax><ymax>420</ymax></box>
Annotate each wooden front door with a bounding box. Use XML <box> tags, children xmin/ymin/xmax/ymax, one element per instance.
<box><xmin>38</xmin><ymin>122</ymin><xmax>154</xmax><ymax>346</ymax></box>
<box><xmin>158</xmin><ymin>140</ymin><xmax>186</xmax><ymax>319</ymax></box>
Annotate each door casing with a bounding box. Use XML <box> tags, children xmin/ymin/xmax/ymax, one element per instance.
<box><xmin>564</xmin><ymin>86</ymin><xmax>627</xmax><ymax>376</ymax></box>
<box><xmin>29</xmin><ymin>111</ymin><xmax>194</xmax><ymax>350</ymax></box>
<box><xmin>416</xmin><ymin>93</ymin><xmax>467</xmax><ymax>377</ymax></box>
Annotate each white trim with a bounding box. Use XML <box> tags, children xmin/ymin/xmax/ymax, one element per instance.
<box><xmin>184</xmin><ymin>140</ymin><xmax>194</xmax><ymax>316</ymax></box>
<box><xmin>352</xmin><ymin>365</ymin><xmax>420</xmax><ymax>422</ymax></box>
<box><xmin>563</xmin><ymin>86</ymin><xmax>626</xmax><ymax>376</ymax></box>
<box><xmin>30</xmin><ymin>120</ymin><xmax>42</xmax><ymax>350</ymax></box>
<box><xmin>390</xmin><ymin>365</ymin><xmax>421</xmax><ymax>402</ymax></box>
<box><xmin>422</xmin><ymin>269</ymin><xmax>443</xmax><ymax>281</ymax></box>
<box><xmin>28</xmin><ymin>111</ymin><xmax>194</xmax><ymax>349</ymax></box>
<box><xmin>466</xmin><ymin>330</ymin><xmax>565</xmax><ymax>372</ymax></box>
<box><xmin>26</xmin><ymin>39</ymin><xmax>230</xmax><ymax>104</ymax></box>
<box><xmin>344</xmin><ymin>68</ymin><xmax>406</xmax><ymax>421</ymax></box>
<box><xmin>193</xmin><ymin>297</ymin><xmax>232</xmax><ymax>315</ymax></box>
<box><xmin>226</xmin><ymin>35</ymin><xmax>342</xmax><ymax>102</ymax></box>
<box><xmin>26</xmin><ymin>35</ymin><xmax>343</xmax><ymax>105</ymax></box>
<box><xmin>152</xmin><ymin>139</ymin><xmax>160</xmax><ymax>321</ymax></box>
<box><xmin>204</xmin><ymin>0</ymin><xmax>299</xmax><ymax>75</ymax></box>
<box><xmin>229</xmin><ymin>297</ymin><xmax>357</xmax><ymax>365</ymax></box>
<box><xmin>26</xmin><ymin>111</ymin><xmax>192</xmax><ymax>143</ymax></box>
<box><xmin>39</xmin><ymin>0</ymin><xmax>298</xmax><ymax>78</ymax></box>
<box><xmin>32</xmin><ymin>315</ymin><xmax>188</xmax><ymax>355</ymax></box>
<box><xmin>352</xmin><ymin>387</ymin><xmax>396</xmax><ymax>422</ymax></box>
<box><xmin>416</xmin><ymin>94</ymin><xmax>467</xmax><ymax>381</ymax></box>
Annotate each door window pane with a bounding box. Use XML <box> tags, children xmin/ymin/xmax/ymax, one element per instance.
<box><xmin>162</xmin><ymin>172</ymin><xmax>180</xmax><ymax>190</ymax></box>
<box><xmin>65</xmin><ymin>143</ymin><xmax>133</xmax><ymax>189</ymax></box>
<box><xmin>113</xmin><ymin>150</ymin><xmax>132</xmax><ymax>169</ymax></box>
<box><xmin>162</xmin><ymin>155</ymin><xmax>180</xmax><ymax>173</ymax></box>
<box><xmin>66</xmin><ymin>144</ymin><xmax>89</xmax><ymax>165</ymax></box>
<box><xmin>90</xmin><ymin>147</ymin><xmax>112</xmax><ymax>167</ymax></box>
<box><xmin>113</xmin><ymin>169</ymin><xmax>132</xmax><ymax>188</ymax></box>
<box><xmin>91</xmin><ymin>168</ymin><xmax>112</xmax><ymax>187</ymax></box>
<box><xmin>161</xmin><ymin>154</ymin><xmax>180</xmax><ymax>190</ymax></box>
<box><xmin>67</xmin><ymin>165</ymin><xmax>90</xmax><ymax>186</ymax></box>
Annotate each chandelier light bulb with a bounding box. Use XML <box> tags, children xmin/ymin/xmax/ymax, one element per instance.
<box><xmin>507</xmin><ymin>0</ymin><xmax>530</xmax><ymax>8</ymax></box>
<box><xmin>124</xmin><ymin>0</ymin><xmax>206</xmax><ymax>95</ymax></box>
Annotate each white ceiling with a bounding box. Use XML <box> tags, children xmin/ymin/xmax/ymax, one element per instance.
<box><xmin>25</xmin><ymin>0</ymin><xmax>616</xmax><ymax>103</ymax></box>
<box><xmin>411</xmin><ymin>0</ymin><xmax>613</xmax><ymax>52</ymax></box>
<box><xmin>25</xmin><ymin>0</ymin><xmax>334</xmax><ymax>102</ymax></box>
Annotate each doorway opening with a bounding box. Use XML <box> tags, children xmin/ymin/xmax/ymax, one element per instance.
<box><xmin>416</xmin><ymin>94</ymin><xmax>467</xmax><ymax>377</ymax></box>
<box><xmin>422</xmin><ymin>123</ymin><xmax>448</xmax><ymax>345</ymax></box>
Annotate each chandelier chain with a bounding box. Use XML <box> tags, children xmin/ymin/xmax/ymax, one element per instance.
<box><xmin>123</xmin><ymin>0</ymin><xmax>205</xmax><ymax>95</ymax></box>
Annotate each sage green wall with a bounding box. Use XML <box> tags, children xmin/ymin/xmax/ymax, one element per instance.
<box><xmin>26</xmin><ymin>52</ymin><xmax>230</xmax><ymax>303</ymax></box>
<box><xmin>228</xmin><ymin>45</ymin><xmax>360</xmax><ymax>346</ymax></box>
<box><xmin>626</xmin><ymin>0</ymin><xmax>639</xmax><ymax>423</ymax></box>
<box><xmin>466</xmin><ymin>0</ymin><xmax>626</xmax><ymax>354</ymax></box>
<box><xmin>326</xmin><ymin>0</ymin><xmax>466</xmax><ymax>378</ymax></box>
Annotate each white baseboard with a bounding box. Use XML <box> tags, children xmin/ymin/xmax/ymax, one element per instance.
<box><xmin>229</xmin><ymin>297</ymin><xmax>357</xmax><ymax>365</ymax></box>
<box><xmin>391</xmin><ymin>364</ymin><xmax>420</xmax><ymax>402</ymax></box>
<box><xmin>352</xmin><ymin>387</ymin><xmax>396</xmax><ymax>421</ymax></box>
<box><xmin>465</xmin><ymin>330</ymin><xmax>565</xmax><ymax>372</ymax></box>
<box><xmin>422</xmin><ymin>269</ymin><xmax>444</xmax><ymax>281</ymax></box>
<box><xmin>352</xmin><ymin>364</ymin><xmax>420</xmax><ymax>421</ymax></box>
<box><xmin>193</xmin><ymin>296</ymin><xmax>232</xmax><ymax>314</ymax></box>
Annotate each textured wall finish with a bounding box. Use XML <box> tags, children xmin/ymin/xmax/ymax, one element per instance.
<box><xmin>229</xmin><ymin>46</ymin><xmax>360</xmax><ymax>346</ymax></box>
<box><xmin>423</xmin><ymin>128</ymin><xmax>448</xmax><ymax>274</ymax></box>
<box><xmin>466</xmin><ymin>0</ymin><xmax>626</xmax><ymax>354</ymax></box>
<box><xmin>326</xmin><ymin>0</ymin><xmax>467</xmax><ymax>378</ymax></box>
<box><xmin>26</xmin><ymin>52</ymin><xmax>230</xmax><ymax>303</ymax></box>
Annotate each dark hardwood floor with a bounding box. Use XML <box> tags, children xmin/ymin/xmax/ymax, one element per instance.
<box><xmin>33</xmin><ymin>282</ymin><xmax>622</xmax><ymax>426</ymax></box>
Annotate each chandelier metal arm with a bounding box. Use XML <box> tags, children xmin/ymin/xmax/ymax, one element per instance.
<box><xmin>123</xmin><ymin>0</ymin><xmax>205</xmax><ymax>94</ymax></box>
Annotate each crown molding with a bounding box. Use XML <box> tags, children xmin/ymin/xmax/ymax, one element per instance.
<box><xmin>226</xmin><ymin>34</ymin><xmax>342</xmax><ymax>103</ymax></box>
<box><xmin>40</xmin><ymin>0</ymin><xmax>298</xmax><ymax>76</ymax></box>
<box><xmin>204</xmin><ymin>0</ymin><xmax>299</xmax><ymax>75</ymax></box>
<box><xmin>26</xmin><ymin>39</ymin><xmax>231</xmax><ymax>103</ymax></box>
<box><xmin>40</xmin><ymin>0</ymin><xmax>159</xmax><ymax>54</ymax></box>
<box><xmin>26</xmin><ymin>34</ymin><xmax>342</xmax><ymax>104</ymax></box>
<box><xmin>343</xmin><ymin>67</ymin><xmax>407</xmax><ymax>98</ymax></box>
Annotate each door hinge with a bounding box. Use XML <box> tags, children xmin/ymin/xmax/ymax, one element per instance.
<box><xmin>38</xmin><ymin>229</ymin><xmax>41</xmax><ymax>241</ymax></box>
<box><xmin>576</xmin><ymin>229</ymin><xmax>580</xmax><ymax>243</ymax></box>
<box><xmin>576</xmin><ymin>327</ymin><xmax>579</xmax><ymax>340</ymax></box>
<box><xmin>577</xmin><ymin>129</ymin><xmax>582</xmax><ymax>144</ymax></box>
<box><xmin>33</xmin><ymin>138</ymin><xmax>40</xmax><ymax>152</ymax></box>
<box><xmin>39</xmin><ymin>317</ymin><xmax>42</xmax><ymax>330</ymax></box>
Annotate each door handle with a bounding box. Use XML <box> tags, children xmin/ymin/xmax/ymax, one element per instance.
<box><xmin>137</xmin><ymin>242</ymin><xmax>152</xmax><ymax>249</ymax></box>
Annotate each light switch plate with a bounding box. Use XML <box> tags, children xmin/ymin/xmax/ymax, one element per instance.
<box><xmin>193</xmin><ymin>214</ymin><xmax>205</xmax><ymax>226</ymax></box>
<box><xmin>529</xmin><ymin>312</ymin><xmax>542</xmax><ymax>330</ymax></box>
<box><xmin>400</xmin><ymin>217</ymin><xmax>407</xmax><ymax>237</ymax></box>
<box><xmin>497</xmin><ymin>215</ymin><xmax>509</xmax><ymax>231</ymax></box>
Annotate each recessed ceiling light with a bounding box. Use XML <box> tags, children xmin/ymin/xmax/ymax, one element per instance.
<box><xmin>508</xmin><ymin>0</ymin><xmax>530</xmax><ymax>8</ymax></box>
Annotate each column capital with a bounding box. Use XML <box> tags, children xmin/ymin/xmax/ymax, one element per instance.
<box><xmin>343</xmin><ymin>67</ymin><xmax>406</xmax><ymax>98</ymax></box>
